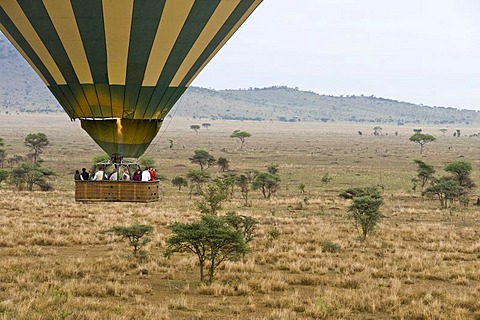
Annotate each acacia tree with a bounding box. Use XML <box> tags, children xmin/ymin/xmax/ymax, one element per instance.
<box><xmin>236</xmin><ymin>170</ymin><xmax>258</xmax><ymax>206</ymax></box>
<box><xmin>171</xmin><ymin>176</ymin><xmax>188</xmax><ymax>191</ymax></box>
<box><xmin>186</xmin><ymin>169</ymin><xmax>210</xmax><ymax>194</ymax></box>
<box><xmin>196</xmin><ymin>179</ymin><xmax>229</xmax><ymax>215</ymax></box>
<box><xmin>217</xmin><ymin>157</ymin><xmax>230</xmax><ymax>172</ymax></box>
<box><xmin>413</xmin><ymin>160</ymin><xmax>435</xmax><ymax>192</ymax></box>
<box><xmin>423</xmin><ymin>177</ymin><xmax>465</xmax><ymax>209</ymax></box>
<box><xmin>190</xmin><ymin>125</ymin><xmax>200</xmax><ymax>134</ymax></box>
<box><xmin>25</xmin><ymin>133</ymin><xmax>49</xmax><ymax>164</ymax></box>
<box><xmin>164</xmin><ymin>215</ymin><xmax>247</xmax><ymax>284</ymax></box>
<box><xmin>253</xmin><ymin>172</ymin><xmax>281</xmax><ymax>199</ymax></box>
<box><xmin>409</xmin><ymin>133</ymin><xmax>436</xmax><ymax>154</ymax></box>
<box><xmin>230</xmin><ymin>130</ymin><xmax>251</xmax><ymax>149</ymax></box>
<box><xmin>189</xmin><ymin>149</ymin><xmax>216</xmax><ymax>171</ymax></box>
<box><xmin>11</xmin><ymin>162</ymin><xmax>54</xmax><ymax>191</ymax></box>
<box><xmin>102</xmin><ymin>225</ymin><xmax>153</xmax><ymax>256</ymax></box>
<box><xmin>339</xmin><ymin>187</ymin><xmax>383</xmax><ymax>239</ymax></box>
<box><xmin>444</xmin><ymin>160</ymin><xmax>475</xmax><ymax>189</ymax></box>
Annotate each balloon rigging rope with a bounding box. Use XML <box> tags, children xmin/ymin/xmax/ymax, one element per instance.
<box><xmin>141</xmin><ymin>94</ymin><xmax>184</xmax><ymax>158</ymax></box>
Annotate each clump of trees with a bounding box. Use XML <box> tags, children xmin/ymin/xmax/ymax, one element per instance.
<box><xmin>0</xmin><ymin>133</ymin><xmax>55</xmax><ymax>191</ymax></box>
<box><xmin>413</xmin><ymin>159</ymin><xmax>475</xmax><ymax>209</ymax></box>
<box><xmin>422</xmin><ymin>160</ymin><xmax>475</xmax><ymax>209</ymax></box>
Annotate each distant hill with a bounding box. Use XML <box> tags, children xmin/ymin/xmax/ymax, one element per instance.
<box><xmin>1</xmin><ymin>33</ymin><xmax>480</xmax><ymax>125</ymax></box>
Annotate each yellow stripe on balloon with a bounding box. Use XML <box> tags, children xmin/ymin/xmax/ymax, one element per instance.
<box><xmin>1</xmin><ymin>0</ymin><xmax>66</xmax><ymax>84</ymax></box>
<box><xmin>102</xmin><ymin>0</ymin><xmax>134</xmax><ymax>85</ymax></box>
<box><xmin>43</xmin><ymin>0</ymin><xmax>93</xmax><ymax>84</ymax></box>
<box><xmin>142</xmin><ymin>0</ymin><xmax>195</xmax><ymax>87</ymax></box>
<box><xmin>170</xmin><ymin>0</ymin><xmax>240</xmax><ymax>87</ymax></box>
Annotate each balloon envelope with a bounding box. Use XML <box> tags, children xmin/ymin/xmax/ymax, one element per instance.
<box><xmin>0</xmin><ymin>0</ymin><xmax>262</xmax><ymax>157</ymax></box>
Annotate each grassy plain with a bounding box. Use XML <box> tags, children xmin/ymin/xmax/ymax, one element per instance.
<box><xmin>1</xmin><ymin>114</ymin><xmax>480</xmax><ymax>319</ymax></box>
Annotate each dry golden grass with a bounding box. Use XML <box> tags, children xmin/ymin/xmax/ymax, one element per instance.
<box><xmin>1</xmin><ymin>114</ymin><xmax>480</xmax><ymax>319</ymax></box>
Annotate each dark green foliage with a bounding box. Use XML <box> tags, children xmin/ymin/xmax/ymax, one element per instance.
<box><xmin>413</xmin><ymin>160</ymin><xmax>435</xmax><ymax>192</ymax></box>
<box><xmin>164</xmin><ymin>215</ymin><xmax>248</xmax><ymax>284</ymax></box>
<box><xmin>253</xmin><ymin>172</ymin><xmax>281</xmax><ymax>199</ymax></box>
<box><xmin>409</xmin><ymin>133</ymin><xmax>436</xmax><ymax>154</ymax></box>
<box><xmin>24</xmin><ymin>132</ymin><xmax>49</xmax><ymax>164</ymax></box>
<box><xmin>11</xmin><ymin>162</ymin><xmax>54</xmax><ymax>191</ymax></box>
<box><xmin>320</xmin><ymin>241</ymin><xmax>341</xmax><ymax>253</ymax></box>
<box><xmin>217</xmin><ymin>157</ymin><xmax>230</xmax><ymax>172</ymax></box>
<box><xmin>171</xmin><ymin>176</ymin><xmax>188</xmax><ymax>191</ymax></box>
<box><xmin>0</xmin><ymin>169</ymin><xmax>8</xmax><ymax>183</ymax></box>
<box><xmin>224</xmin><ymin>212</ymin><xmax>257</xmax><ymax>244</ymax></box>
<box><xmin>348</xmin><ymin>195</ymin><xmax>383</xmax><ymax>239</ymax></box>
<box><xmin>190</xmin><ymin>125</ymin><xmax>200</xmax><ymax>133</ymax></box>
<box><xmin>423</xmin><ymin>177</ymin><xmax>466</xmax><ymax>209</ymax></box>
<box><xmin>444</xmin><ymin>160</ymin><xmax>475</xmax><ymax>189</ymax></box>
<box><xmin>102</xmin><ymin>225</ymin><xmax>153</xmax><ymax>256</ymax></box>
<box><xmin>340</xmin><ymin>186</ymin><xmax>383</xmax><ymax>239</ymax></box>
<box><xmin>338</xmin><ymin>186</ymin><xmax>381</xmax><ymax>200</ymax></box>
<box><xmin>189</xmin><ymin>149</ymin><xmax>216</xmax><ymax>171</ymax></box>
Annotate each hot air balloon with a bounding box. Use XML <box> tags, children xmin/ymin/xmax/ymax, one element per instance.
<box><xmin>0</xmin><ymin>0</ymin><xmax>262</xmax><ymax>159</ymax></box>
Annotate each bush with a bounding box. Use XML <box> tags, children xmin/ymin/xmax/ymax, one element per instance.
<box><xmin>101</xmin><ymin>225</ymin><xmax>153</xmax><ymax>256</ymax></box>
<box><xmin>320</xmin><ymin>241</ymin><xmax>341</xmax><ymax>253</ymax></box>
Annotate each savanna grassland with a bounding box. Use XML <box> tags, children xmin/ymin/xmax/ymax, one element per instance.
<box><xmin>1</xmin><ymin>114</ymin><xmax>480</xmax><ymax>319</ymax></box>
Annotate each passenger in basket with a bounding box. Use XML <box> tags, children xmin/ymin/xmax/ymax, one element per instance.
<box><xmin>74</xmin><ymin>170</ymin><xmax>81</xmax><ymax>181</ymax></box>
<box><xmin>122</xmin><ymin>169</ymin><xmax>130</xmax><ymax>181</ymax></box>
<box><xmin>141</xmin><ymin>167</ymin><xmax>151</xmax><ymax>181</ymax></box>
<box><xmin>93</xmin><ymin>167</ymin><xmax>104</xmax><ymax>181</ymax></box>
<box><xmin>132</xmin><ymin>169</ymin><xmax>141</xmax><ymax>181</ymax></box>
<box><xmin>80</xmin><ymin>168</ymin><xmax>89</xmax><ymax>181</ymax></box>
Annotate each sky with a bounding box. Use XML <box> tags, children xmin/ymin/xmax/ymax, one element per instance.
<box><xmin>192</xmin><ymin>0</ymin><xmax>480</xmax><ymax>110</ymax></box>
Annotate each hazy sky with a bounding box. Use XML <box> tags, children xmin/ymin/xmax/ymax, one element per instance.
<box><xmin>193</xmin><ymin>0</ymin><xmax>480</xmax><ymax>110</ymax></box>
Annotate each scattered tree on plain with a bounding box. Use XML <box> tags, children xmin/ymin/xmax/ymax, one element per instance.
<box><xmin>230</xmin><ymin>130</ymin><xmax>251</xmax><ymax>149</ymax></box>
<box><xmin>201</xmin><ymin>123</ymin><xmax>211</xmax><ymax>129</ymax></box>
<box><xmin>409</xmin><ymin>133</ymin><xmax>436</xmax><ymax>154</ymax></box>
<box><xmin>444</xmin><ymin>160</ymin><xmax>475</xmax><ymax>189</ymax></box>
<box><xmin>196</xmin><ymin>179</ymin><xmax>229</xmax><ymax>215</ymax></box>
<box><xmin>339</xmin><ymin>186</ymin><xmax>383</xmax><ymax>239</ymax></box>
<box><xmin>102</xmin><ymin>225</ymin><xmax>153</xmax><ymax>257</ymax></box>
<box><xmin>171</xmin><ymin>176</ymin><xmax>188</xmax><ymax>191</ymax></box>
<box><xmin>11</xmin><ymin>162</ymin><xmax>54</xmax><ymax>191</ymax></box>
<box><xmin>186</xmin><ymin>169</ymin><xmax>210</xmax><ymax>194</ymax></box>
<box><xmin>236</xmin><ymin>170</ymin><xmax>258</xmax><ymax>206</ymax></box>
<box><xmin>253</xmin><ymin>172</ymin><xmax>281</xmax><ymax>199</ymax></box>
<box><xmin>190</xmin><ymin>125</ymin><xmax>201</xmax><ymax>134</ymax></box>
<box><xmin>321</xmin><ymin>173</ymin><xmax>333</xmax><ymax>185</ymax></box>
<box><xmin>412</xmin><ymin>160</ymin><xmax>435</xmax><ymax>192</ymax></box>
<box><xmin>24</xmin><ymin>132</ymin><xmax>49</xmax><ymax>164</ymax></box>
<box><xmin>164</xmin><ymin>215</ymin><xmax>248</xmax><ymax>284</ymax></box>
<box><xmin>189</xmin><ymin>149</ymin><xmax>216</xmax><ymax>171</ymax></box>
<box><xmin>439</xmin><ymin>128</ymin><xmax>447</xmax><ymax>136</ymax></box>
<box><xmin>217</xmin><ymin>157</ymin><xmax>230</xmax><ymax>172</ymax></box>
<box><xmin>423</xmin><ymin>177</ymin><xmax>465</xmax><ymax>209</ymax></box>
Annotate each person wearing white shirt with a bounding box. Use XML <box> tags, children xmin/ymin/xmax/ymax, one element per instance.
<box><xmin>141</xmin><ymin>168</ymin><xmax>150</xmax><ymax>181</ymax></box>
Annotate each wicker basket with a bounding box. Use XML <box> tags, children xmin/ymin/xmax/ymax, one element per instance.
<box><xmin>75</xmin><ymin>181</ymin><xmax>159</xmax><ymax>202</ymax></box>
